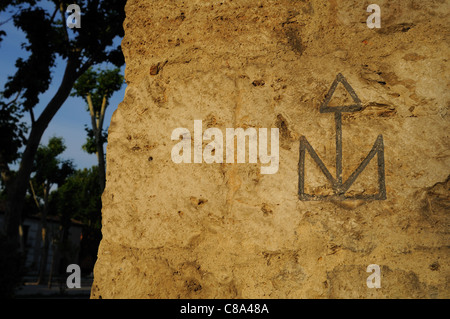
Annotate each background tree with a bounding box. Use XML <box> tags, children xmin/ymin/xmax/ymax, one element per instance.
<box><xmin>49</xmin><ymin>166</ymin><xmax>103</xmax><ymax>275</ymax></box>
<box><xmin>29</xmin><ymin>136</ymin><xmax>75</xmax><ymax>284</ymax></box>
<box><xmin>0</xmin><ymin>0</ymin><xmax>22</xmax><ymax>43</ymax></box>
<box><xmin>0</xmin><ymin>99</ymin><xmax>27</xmax><ymax>194</ymax></box>
<box><xmin>72</xmin><ymin>67</ymin><xmax>124</xmax><ymax>191</ymax></box>
<box><xmin>0</xmin><ymin>0</ymin><xmax>126</xmax><ymax>250</ymax></box>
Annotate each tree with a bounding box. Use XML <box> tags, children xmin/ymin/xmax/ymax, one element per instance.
<box><xmin>0</xmin><ymin>1</ymin><xmax>20</xmax><ymax>43</ymax></box>
<box><xmin>0</xmin><ymin>0</ymin><xmax>126</xmax><ymax>250</ymax></box>
<box><xmin>29</xmin><ymin>136</ymin><xmax>75</xmax><ymax>284</ymax></box>
<box><xmin>0</xmin><ymin>98</ymin><xmax>28</xmax><ymax>253</ymax></box>
<box><xmin>72</xmin><ymin>67</ymin><xmax>124</xmax><ymax>191</ymax></box>
<box><xmin>49</xmin><ymin>166</ymin><xmax>103</xmax><ymax>275</ymax></box>
<box><xmin>0</xmin><ymin>99</ymin><xmax>28</xmax><ymax>190</ymax></box>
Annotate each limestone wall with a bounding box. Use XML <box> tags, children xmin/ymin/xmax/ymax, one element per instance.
<box><xmin>91</xmin><ymin>0</ymin><xmax>449</xmax><ymax>298</ymax></box>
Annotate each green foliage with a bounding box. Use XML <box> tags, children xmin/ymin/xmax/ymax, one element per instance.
<box><xmin>31</xmin><ymin>136</ymin><xmax>75</xmax><ymax>196</ymax></box>
<box><xmin>67</xmin><ymin>0</ymin><xmax>126</xmax><ymax>65</ymax></box>
<box><xmin>0</xmin><ymin>0</ymin><xmax>126</xmax><ymax>269</ymax></box>
<box><xmin>1</xmin><ymin>0</ymin><xmax>126</xmax><ymax>114</ymax></box>
<box><xmin>0</xmin><ymin>100</ymin><xmax>28</xmax><ymax>165</ymax></box>
<box><xmin>49</xmin><ymin>166</ymin><xmax>102</xmax><ymax>229</ymax></box>
<box><xmin>72</xmin><ymin>67</ymin><xmax>124</xmax><ymax>113</ymax></box>
<box><xmin>48</xmin><ymin>166</ymin><xmax>103</xmax><ymax>276</ymax></box>
<box><xmin>0</xmin><ymin>0</ymin><xmax>126</xmax><ymax>180</ymax></box>
<box><xmin>3</xmin><ymin>7</ymin><xmax>58</xmax><ymax>109</ymax></box>
<box><xmin>0</xmin><ymin>1</ymin><xmax>37</xmax><ymax>12</ymax></box>
<box><xmin>82</xmin><ymin>126</ymin><xmax>108</xmax><ymax>154</ymax></box>
<box><xmin>72</xmin><ymin>67</ymin><xmax>124</xmax><ymax>159</ymax></box>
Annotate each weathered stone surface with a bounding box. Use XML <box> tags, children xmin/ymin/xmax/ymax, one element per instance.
<box><xmin>91</xmin><ymin>0</ymin><xmax>449</xmax><ymax>298</ymax></box>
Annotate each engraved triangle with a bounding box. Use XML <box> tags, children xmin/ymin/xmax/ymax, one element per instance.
<box><xmin>320</xmin><ymin>73</ymin><xmax>363</xmax><ymax>113</ymax></box>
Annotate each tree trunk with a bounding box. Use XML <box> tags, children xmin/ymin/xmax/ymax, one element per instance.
<box><xmin>95</xmin><ymin>129</ymin><xmax>106</xmax><ymax>192</ymax></box>
<box><xmin>37</xmin><ymin>184</ymin><xmax>50</xmax><ymax>285</ymax></box>
<box><xmin>87</xmin><ymin>94</ymin><xmax>107</xmax><ymax>192</ymax></box>
<box><xmin>47</xmin><ymin>235</ymin><xmax>58</xmax><ymax>288</ymax></box>
<box><xmin>29</xmin><ymin>180</ymin><xmax>42</xmax><ymax>272</ymax></box>
<box><xmin>37</xmin><ymin>221</ymin><xmax>49</xmax><ymax>285</ymax></box>
<box><xmin>3</xmin><ymin>58</ymin><xmax>86</xmax><ymax>250</ymax></box>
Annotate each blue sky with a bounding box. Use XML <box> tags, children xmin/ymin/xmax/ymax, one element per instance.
<box><xmin>0</xmin><ymin>3</ymin><xmax>126</xmax><ymax>171</ymax></box>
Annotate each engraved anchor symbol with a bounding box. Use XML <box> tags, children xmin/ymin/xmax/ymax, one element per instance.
<box><xmin>298</xmin><ymin>73</ymin><xmax>386</xmax><ymax>201</ymax></box>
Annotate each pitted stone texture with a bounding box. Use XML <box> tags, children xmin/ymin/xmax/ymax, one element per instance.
<box><xmin>91</xmin><ymin>0</ymin><xmax>449</xmax><ymax>299</ymax></box>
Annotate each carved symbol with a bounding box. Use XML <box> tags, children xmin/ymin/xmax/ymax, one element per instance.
<box><xmin>298</xmin><ymin>73</ymin><xmax>386</xmax><ymax>201</ymax></box>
